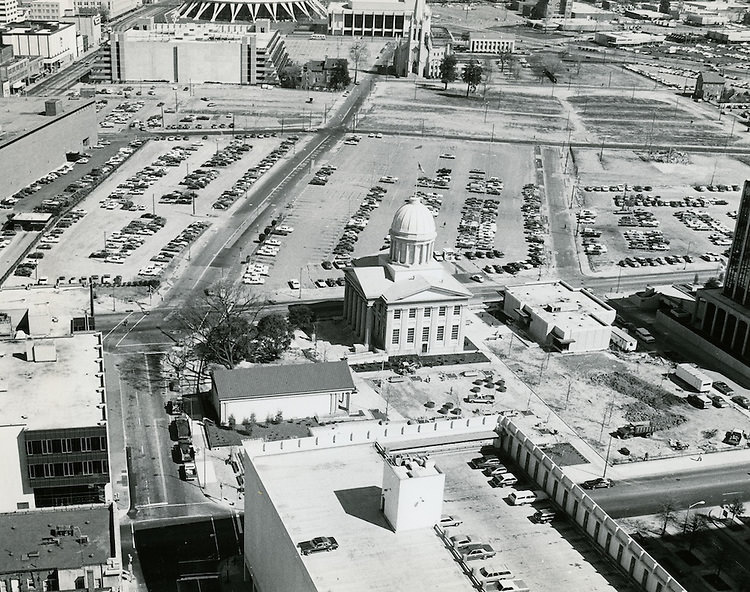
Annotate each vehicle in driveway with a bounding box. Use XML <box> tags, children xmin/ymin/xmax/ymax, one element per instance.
<box><xmin>448</xmin><ymin>533</ymin><xmax>474</xmax><ymax>548</ymax></box>
<box><xmin>458</xmin><ymin>543</ymin><xmax>496</xmax><ymax>561</ymax></box>
<box><xmin>298</xmin><ymin>536</ymin><xmax>338</xmax><ymax>555</ymax></box>
<box><xmin>581</xmin><ymin>477</ymin><xmax>613</xmax><ymax>490</ymax></box>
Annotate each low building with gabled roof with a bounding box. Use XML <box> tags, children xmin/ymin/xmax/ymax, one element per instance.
<box><xmin>210</xmin><ymin>361</ymin><xmax>356</xmax><ymax>424</ymax></box>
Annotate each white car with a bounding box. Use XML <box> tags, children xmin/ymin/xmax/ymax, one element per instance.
<box><xmin>289</xmin><ymin>279</ymin><xmax>301</xmax><ymax>289</ymax></box>
<box><xmin>243</xmin><ymin>275</ymin><xmax>265</xmax><ymax>285</ymax></box>
<box><xmin>439</xmin><ymin>153</ymin><xmax>456</xmax><ymax>159</ymax></box>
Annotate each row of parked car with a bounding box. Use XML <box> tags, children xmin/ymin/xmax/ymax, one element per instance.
<box><xmin>618</xmin><ymin>254</ymin><xmax>694</xmax><ymax>267</ymax></box>
<box><xmin>92</xmin><ymin>215</ymin><xmax>167</xmax><ymax>265</ymax></box>
<box><xmin>100</xmin><ymin>100</ymin><xmax>144</xmax><ymax>129</ymax></box>
<box><xmin>332</xmin><ymin>185</ymin><xmax>387</xmax><ymax>259</ymax></box>
<box><xmin>149</xmin><ymin>220</ymin><xmax>211</xmax><ymax>270</ymax></box>
<box><xmin>622</xmin><ymin>229</ymin><xmax>670</xmax><ymax>252</ymax></box>
<box><xmin>520</xmin><ymin>184</ymin><xmax>546</xmax><ymax>268</ymax></box>
<box><xmin>456</xmin><ymin>196</ymin><xmax>500</xmax><ymax>252</ymax></box>
<box><xmin>214</xmin><ymin>137</ymin><xmax>299</xmax><ymax>210</ymax></box>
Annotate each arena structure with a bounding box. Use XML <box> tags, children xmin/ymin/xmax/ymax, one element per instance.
<box><xmin>175</xmin><ymin>0</ymin><xmax>327</xmax><ymax>22</ymax></box>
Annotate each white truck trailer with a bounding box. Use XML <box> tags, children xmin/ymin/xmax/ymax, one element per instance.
<box><xmin>674</xmin><ymin>363</ymin><xmax>712</xmax><ymax>393</ymax></box>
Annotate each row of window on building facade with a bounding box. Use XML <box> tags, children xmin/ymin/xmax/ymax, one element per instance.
<box><xmin>392</xmin><ymin>324</ymin><xmax>460</xmax><ymax>345</ymax></box>
<box><xmin>26</xmin><ymin>436</ymin><xmax>108</xmax><ymax>455</ymax></box>
<box><xmin>393</xmin><ymin>305</ymin><xmax>461</xmax><ymax>320</ymax></box>
<box><xmin>28</xmin><ymin>459</ymin><xmax>109</xmax><ymax>479</ymax></box>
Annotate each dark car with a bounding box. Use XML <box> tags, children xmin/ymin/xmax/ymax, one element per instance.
<box><xmin>713</xmin><ymin>381</ymin><xmax>734</xmax><ymax>396</ymax></box>
<box><xmin>298</xmin><ymin>536</ymin><xmax>338</xmax><ymax>556</ymax></box>
<box><xmin>581</xmin><ymin>477</ymin><xmax>613</xmax><ymax>490</ymax></box>
<box><xmin>732</xmin><ymin>395</ymin><xmax>750</xmax><ymax>409</ymax></box>
<box><xmin>710</xmin><ymin>395</ymin><xmax>728</xmax><ymax>408</ymax></box>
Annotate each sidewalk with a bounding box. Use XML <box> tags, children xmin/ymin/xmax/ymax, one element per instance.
<box><xmin>192</xmin><ymin>420</ymin><xmax>244</xmax><ymax>509</ymax></box>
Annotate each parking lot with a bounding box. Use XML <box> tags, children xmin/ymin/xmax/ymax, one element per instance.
<box><xmin>4</xmin><ymin>133</ymin><xmax>308</xmax><ymax>287</ymax></box>
<box><xmin>242</xmin><ymin>133</ymin><xmax>543</xmax><ymax>297</ymax></box>
<box><xmin>573</xmin><ymin>148</ymin><xmax>750</xmax><ymax>273</ymax></box>
<box><xmin>438</xmin><ymin>448</ymin><xmax>635</xmax><ymax>592</ymax></box>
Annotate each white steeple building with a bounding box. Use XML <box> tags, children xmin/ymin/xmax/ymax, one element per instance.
<box><xmin>343</xmin><ymin>196</ymin><xmax>471</xmax><ymax>355</ymax></box>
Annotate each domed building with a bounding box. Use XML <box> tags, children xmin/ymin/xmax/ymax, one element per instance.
<box><xmin>343</xmin><ymin>196</ymin><xmax>471</xmax><ymax>354</ymax></box>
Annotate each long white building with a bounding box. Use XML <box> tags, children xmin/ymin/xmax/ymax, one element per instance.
<box><xmin>110</xmin><ymin>21</ymin><xmax>288</xmax><ymax>84</ymax></box>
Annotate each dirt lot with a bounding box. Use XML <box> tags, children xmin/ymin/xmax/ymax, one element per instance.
<box><xmin>488</xmin><ymin>341</ymin><xmax>750</xmax><ymax>465</ymax></box>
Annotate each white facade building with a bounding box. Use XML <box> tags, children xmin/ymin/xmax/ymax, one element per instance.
<box><xmin>210</xmin><ymin>361</ymin><xmax>356</xmax><ymax>424</ymax></box>
<box><xmin>468</xmin><ymin>31</ymin><xmax>515</xmax><ymax>54</ymax></box>
<box><xmin>110</xmin><ymin>21</ymin><xmax>288</xmax><ymax>84</ymax></box>
<box><xmin>0</xmin><ymin>0</ymin><xmax>20</xmax><ymax>23</ymax></box>
<box><xmin>503</xmin><ymin>281</ymin><xmax>616</xmax><ymax>353</ymax></box>
<box><xmin>25</xmin><ymin>0</ymin><xmax>74</xmax><ymax>20</ymax></box>
<box><xmin>343</xmin><ymin>196</ymin><xmax>471</xmax><ymax>355</ymax></box>
<box><xmin>0</xmin><ymin>20</ymin><xmax>78</xmax><ymax>68</ymax></box>
<box><xmin>73</xmin><ymin>0</ymin><xmax>140</xmax><ymax>18</ymax></box>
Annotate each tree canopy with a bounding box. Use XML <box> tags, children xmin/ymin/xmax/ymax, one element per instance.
<box><xmin>439</xmin><ymin>54</ymin><xmax>458</xmax><ymax>89</ymax></box>
<box><xmin>462</xmin><ymin>61</ymin><xmax>483</xmax><ymax>97</ymax></box>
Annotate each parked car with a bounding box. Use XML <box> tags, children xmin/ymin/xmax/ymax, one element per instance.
<box><xmin>732</xmin><ymin>395</ymin><xmax>750</xmax><ymax>409</ymax></box>
<box><xmin>439</xmin><ymin>515</ymin><xmax>462</xmax><ymax>528</ymax></box>
<box><xmin>458</xmin><ymin>543</ymin><xmax>496</xmax><ymax>561</ymax></box>
<box><xmin>298</xmin><ymin>536</ymin><xmax>338</xmax><ymax>556</ymax></box>
<box><xmin>470</xmin><ymin>455</ymin><xmax>501</xmax><ymax>470</ymax></box>
<box><xmin>581</xmin><ymin>477</ymin><xmax>613</xmax><ymax>490</ymax></box>
<box><xmin>710</xmin><ymin>395</ymin><xmax>728</xmax><ymax>408</ymax></box>
<box><xmin>713</xmin><ymin>381</ymin><xmax>734</xmax><ymax>396</ymax></box>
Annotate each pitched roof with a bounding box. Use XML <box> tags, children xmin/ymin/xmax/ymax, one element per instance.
<box><xmin>212</xmin><ymin>361</ymin><xmax>354</xmax><ymax>401</ymax></box>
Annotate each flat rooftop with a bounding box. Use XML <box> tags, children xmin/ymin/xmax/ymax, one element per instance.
<box><xmin>121</xmin><ymin>23</ymin><xmax>277</xmax><ymax>43</ymax></box>
<box><xmin>0</xmin><ymin>505</ymin><xmax>114</xmax><ymax>572</ymax></box>
<box><xmin>1</xmin><ymin>20</ymin><xmax>75</xmax><ymax>35</ymax></box>
<box><xmin>249</xmin><ymin>443</ymin><xmax>629</xmax><ymax>592</ymax></box>
<box><xmin>509</xmin><ymin>281</ymin><xmax>612</xmax><ymax>314</ymax></box>
<box><xmin>0</xmin><ymin>332</ymin><xmax>104</xmax><ymax>430</ymax></box>
<box><xmin>0</xmin><ymin>98</ymin><xmax>95</xmax><ymax>150</ymax></box>
<box><xmin>0</xmin><ymin>286</ymin><xmax>93</xmax><ymax>337</ymax></box>
<box><xmin>250</xmin><ymin>444</ymin><xmax>475</xmax><ymax>592</ymax></box>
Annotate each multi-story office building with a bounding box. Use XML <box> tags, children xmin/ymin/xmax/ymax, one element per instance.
<box><xmin>692</xmin><ymin>180</ymin><xmax>750</xmax><ymax>364</ymax></box>
<box><xmin>24</xmin><ymin>0</ymin><xmax>74</xmax><ymax>20</ymax></box>
<box><xmin>109</xmin><ymin>21</ymin><xmax>288</xmax><ymax>84</ymax></box>
<box><xmin>0</xmin><ymin>0</ymin><xmax>19</xmax><ymax>23</ymax></box>
<box><xmin>0</xmin><ymin>333</ymin><xmax>110</xmax><ymax>512</ymax></box>
<box><xmin>0</xmin><ymin>20</ymin><xmax>78</xmax><ymax>70</ymax></box>
<box><xmin>467</xmin><ymin>31</ymin><xmax>515</xmax><ymax>54</ymax></box>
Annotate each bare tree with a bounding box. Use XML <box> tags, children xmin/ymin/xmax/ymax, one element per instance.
<box><xmin>728</xmin><ymin>498</ymin><xmax>746</xmax><ymax>521</ymax></box>
<box><xmin>349</xmin><ymin>41</ymin><xmax>370</xmax><ymax>84</ymax></box>
<box><xmin>177</xmin><ymin>279</ymin><xmax>266</xmax><ymax>389</ymax></box>
<box><xmin>657</xmin><ymin>499</ymin><xmax>679</xmax><ymax>536</ymax></box>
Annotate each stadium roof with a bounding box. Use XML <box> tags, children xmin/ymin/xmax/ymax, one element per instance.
<box><xmin>176</xmin><ymin>0</ymin><xmax>326</xmax><ymax>22</ymax></box>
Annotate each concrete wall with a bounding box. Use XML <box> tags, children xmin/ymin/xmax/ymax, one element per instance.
<box><xmin>244</xmin><ymin>414</ymin><xmax>501</xmax><ymax>457</ymax></box>
<box><xmin>243</xmin><ymin>456</ymin><xmax>319</xmax><ymax>592</ymax></box>
<box><xmin>0</xmin><ymin>424</ymin><xmax>35</xmax><ymax>512</ymax></box>
<box><xmin>0</xmin><ymin>101</ymin><xmax>98</xmax><ymax>200</ymax></box>
<box><xmin>175</xmin><ymin>42</ymin><xmax>242</xmax><ymax>84</ymax></box>
<box><xmin>496</xmin><ymin>417</ymin><xmax>686</xmax><ymax>592</ymax></box>
<box><xmin>216</xmin><ymin>391</ymin><xmax>349</xmax><ymax>425</ymax></box>
<box><xmin>655</xmin><ymin>311</ymin><xmax>750</xmax><ymax>386</ymax></box>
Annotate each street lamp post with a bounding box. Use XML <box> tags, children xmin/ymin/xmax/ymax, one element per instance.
<box><xmin>683</xmin><ymin>500</ymin><xmax>706</xmax><ymax>533</ymax></box>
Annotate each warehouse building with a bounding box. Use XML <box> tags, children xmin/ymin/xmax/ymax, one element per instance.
<box><xmin>109</xmin><ymin>21</ymin><xmax>288</xmax><ymax>85</ymax></box>
<box><xmin>0</xmin><ymin>98</ymin><xmax>97</xmax><ymax>200</ymax></box>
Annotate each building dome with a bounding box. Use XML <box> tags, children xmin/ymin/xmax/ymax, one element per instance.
<box><xmin>390</xmin><ymin>196</ymin><xmax>436</xmax><ymax>242</ymax></box>
<box><xmin>388</xmin><ymin>196</ymin><xmax>437</xmax><ymax>267</ymax></box>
